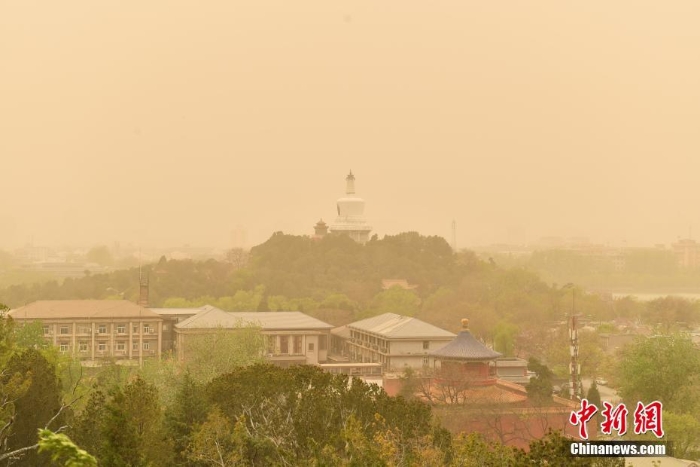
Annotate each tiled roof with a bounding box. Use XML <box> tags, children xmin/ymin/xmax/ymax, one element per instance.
<box><xmin>176</xmin><ymin>308</ymin><xmax>333</xmax><ymax>331</ymax></box>
<box><xmin>348</xmin><ymin>313</ymin><xmax>455</xmax><ymax>339</ymax></box>
<box><xmin>8</xmin><ymin>300</ymin><xmax>162</xmax><ymax>320</ymax></box>
<box><xmin>430</xmin><ymin>330</ymin><xmax>502</xmax><ymax>360</ymax></box>
<box><xmin>331</xmin><ymin>325</ymin><xmax>351</xmax><ymax>339</ymax></box>
<box><xmin>148</xmin><ymin>306</ymin><xmax>209</xmax><ymax>316</ymax></box>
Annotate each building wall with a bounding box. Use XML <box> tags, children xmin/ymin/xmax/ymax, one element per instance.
<box><xmin>20</xmin><ymin>318</ymin><xmax>162</xmax><ymax>362</ymax></box>
<box><xmin>346</xmin><ymin>327</ymin><xmax>451</xmax><ymax>371</ymax></box>
<box><xmin>177</xmin><ymin>328</ymin><xmax>330</xmax><ymax>366</ymax></box>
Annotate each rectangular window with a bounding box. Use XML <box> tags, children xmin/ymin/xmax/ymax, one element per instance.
<box><xmin>43</xmin><ymin>325</ymin><xmax>50</xmax><ymax>335</ymax></box>
<box><xmin>59</xmin><ymin>343</ymin><xmax>69</xmax><ymax>352</ymax></box>
<box><xmin>117</xmin><ymin>325</ymin><xmax>126</xmax><ymax>334</ymax></box>
<box><xmin>133</xmin><ymin>342</ymin><xmax>139</xmax><ymax>351</ymax></box>
<box><xmin>308</xmin><ymin>342</ymin><xmax>315</xmax><ymax>352</ymax></box>
<box><xmin>98</xmin><ymin>343</ymin><xmax>106</xmax><ymax>352</ymax></box>
<box><xmin>143</xmin><ymin>342</ymin><xmax>150</xmax><ymax>351</ymax></box>
<box><xmin>423</xmin><ymin>356</ymin><xmax>430</xmax><ymax>367</ymax></box>
<box><xmin>79</xmin><ymin>342</ymin><xmax>88</xmax><ymax>352</ymax></box>
<box><xmin>293</xmin><ymin>336</ymin><xmax>302</xmax><ymax>354</ymax></box>
<box><xmin>319</xmin><ymin>335</ymin><xmax>327</xmax><ymax>351</ymax></box>
<box><xmin>60</xmin><ymin>326</ymin><xmax>69</xmax><ymax>335</ymax></box>
<box><xmin>423</xmin><ymin>341</ymin><xmax>430</xmax><ymax>350</ymax></box>
<box><xmin>280</xmin><ymin>336</ymin><xmax>289</xmax><ymax>354</ymax></box>
<box><xmin>143</xmin><ymin>324</ymin><xmax>151</xmax><ymax>333</ymax></box>
<box><xmin>116</xmin><ymin>342</ymin><xmax>125</xmax><ymax>351</ymax></box>
<box><xmin>266</xmin><ymin>336</ymin><xmax>276</xmax><ymax>354</ymax></box>
<box><xmin>98</xmin><ymin>325</ymin><xmax>107</xmax><ymax>334</ymax></box>
<box><xmin>133</xmin><ymin>325</ymin><xmax>139</xmax><ymax>334</ymax></box>
<box><xmin>77</xmin><ymin>325</ymin><xmax>91</xmax><ymax>334</ymax></box>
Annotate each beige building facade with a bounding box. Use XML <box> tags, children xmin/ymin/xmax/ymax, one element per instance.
<box><xmin>9</xmin><ymin>300</ymin><xmax>163</xmax><ymax>364</ymax></box>
<box><xmin>343</xmin><ymin>313</ymin><xmax>455</xmax><ymax>371</ymax></box>
<box><xmin>174</xmin><ymin>308</ymin><xmax>333</xmax><ymax>367</ymax></box>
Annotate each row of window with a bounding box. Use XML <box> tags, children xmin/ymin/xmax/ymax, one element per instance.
<box><xmin>45</xmin><ymin>324</ymin><xmax>157</xmax><ymax>335</ymax></box>
<box><xmin>59</xmin><ymin>341</ymin><xmax>154</xmax><ymax>353</ymax></box>
<box><xmin>348</xmin><ymin>331</ymin><xmax>431</xmax><ymax>351</ymax></box>
<box><xmin>265</xmin><ymin>335</ymin><xmax>328</xmax><ymax>355</ymax></box>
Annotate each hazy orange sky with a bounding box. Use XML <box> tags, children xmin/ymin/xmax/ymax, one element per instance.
<box><xmin>2</xmin><ymin>1</ymin><xmax>699</xmax><ymax>249</ymax></box>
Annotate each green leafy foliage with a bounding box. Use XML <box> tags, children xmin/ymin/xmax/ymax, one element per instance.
<box><xmin>165</xmin><ymin>371</ymin><xmax>209</xmax><ymax>465</ymax></box>
<box><xmin>617</xmin><ymin>334</ymin><xmax>700</xmax><ymax>412</ymax></box>
<box><xmin>525</xmin><ymin>358</ymin><xmax>553</xmax><ymax>405</ymax></box>
<box><xmin>204</xmin><ymin>364</ymin><xmax>439</xmax><ymax>465</ymax></box>
<box><xmin>37</xmin><ymin>429</ymin><xmax>97</xmax><ymax>467</ymax></box>
<box><xmin>1</xmin><ymin>348</ymin><xmax>64</xmax><ymax>466</ymax></box>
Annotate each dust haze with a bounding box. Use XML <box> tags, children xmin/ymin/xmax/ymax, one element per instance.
<box><xmin>2</xmin><ymin>1</ymin><xmax>699</xmax><ymax>250</ymax></box>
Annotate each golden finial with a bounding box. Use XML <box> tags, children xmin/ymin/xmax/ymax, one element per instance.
<box><xmin>461</xmin><ymin>318</ymin><xmax>469</xmax><ymax>329</ymax></box>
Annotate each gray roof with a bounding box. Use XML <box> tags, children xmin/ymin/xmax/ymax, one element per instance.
<box><xmin>8</xmin><ymin>300</ymin><xmax>162</xmax><ymax>320</ymax></box>
<box><xmin>176</xmin><ymin>307</ymin><xmax>333</xmax><ymax>331</ymax></box>
<box><xmin>430</xmin><ymin>330</ymin><xmax>502</xmax><ymax>360</ymax></box>
<box><xmin>331</xmin><ymin>325</ymin><xmax>351</xmax><ymax>339</ymax></box>
<box><xmin>148</xmin><ymin>306</ymin><xmax>210</xmax><ymax>316</ymax></box>
<box><xmin>348</xmin><ymin>313</ymin><xmax>455</xmax><ymax>339</ymax></box>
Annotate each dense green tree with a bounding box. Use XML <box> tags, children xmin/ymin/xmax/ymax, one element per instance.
<box><xmin>451</xmin><ymin>432</ymin><xmax>517</xmax><ymax>466</ymax></box>
<box><xmin>1</xmin><ymin>348</ymin><xmax>64</xmax><ymax>466</ymax></box>
<box><xmin>663</xmin><ymin>411</ymin><xmax>700</xmax><ymax>460</ymax></box>
<box><xmin>205</xmin><ymin>364</ymin><xmax>436</xmax><ymax>465</ymax></box>
<box><xmin>644</xmin><ymin>296</ymin><xmax>700</xmax><ymax>330</ymax></box>
<box><xmin>493</xmin><ymin>320</ymin><xmax>518</xmax><ymax>356</ymax></box>
<box><xmin>101</xmin><ymin>386</ymin><xmax>144</xmax><ymax>467</ymax></box>
<box><xmin>37</xmin><ymin>429</ymin><xmax>97</xmax><ymax>467</ymax></box>
<box><xmin>86</xmin><ymin>245</ymin><xmax>114</xmax><ymax>267</ymax></box>
<box><xmin>185</xmin><ymin>409</ymin><xmax>249</xmax><ymax>466</ymax></box>
<box><xmin>617</xmin><ymin>334</ymin><xmax>700</xmax><ymax>412</ymax></box>
<box><xmin>71</xmin><ymin>388</ymin><xmax>107</xmax><ymax>459</ymax></box>
<box><xmin>165</xmin><ymin>372</ymin><xmax>209</xmax><ymax>465</ymax></box>
<box><xmin>365</xmin><ymin>286</ymin><xmax>421</xmax><ymax>318</ymax></box>
<box><xmin>183</xmin><ymin>327</ymin><xmax>265</xmax><ymax>383</ymax></box>
<box><xmin>101</xmin><ymin>376</ymin><xmax>171</xmax><ymax>467</ymax></box>
<box><xmin>525</xmin><ymin>358</ymin><xmax>553</xmax><ymax>405</ymax></box>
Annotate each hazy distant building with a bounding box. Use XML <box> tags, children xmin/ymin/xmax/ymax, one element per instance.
<box><xmin>313</xmin><ymin>219</ymin><xmax>329</xmax><ymax>239</ymax></box>
<box><xmin>672</xmin><ymin>238</ymin><xmax>700</xmax><ymax>269</ymax></box>
<box><xmin>330</xmin><ymin>171</ymin><xmax>372</xmax><ymax>243</ymax></box>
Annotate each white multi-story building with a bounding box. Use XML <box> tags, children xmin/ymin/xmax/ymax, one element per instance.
<box><xmin>343</xmin><ymin>313</ymin><xmax>455</xmax><ymax>371</ymax></box>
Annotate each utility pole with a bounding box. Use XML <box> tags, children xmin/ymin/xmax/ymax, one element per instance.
<box><xmin>563</xmin><ymin>283</ymin><xmax>581</xmax><ymax>400</ymax></box>
<box><xmin>569</xmin><ymin>311</ymin><xmax>581</xmax><ymax>400</ymax></box>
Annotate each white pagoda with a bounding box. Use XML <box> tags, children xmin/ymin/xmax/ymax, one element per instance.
<box><xmin>330</xmin><ymin>171</ymin><xmax>372</xmax><ymax>243</ymax></box>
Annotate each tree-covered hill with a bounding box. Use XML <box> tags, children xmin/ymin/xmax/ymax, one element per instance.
<box><xmin>2</xmin><ymin>232</ymin><xmax>699</xmax><ymax>352</ymax></box>
<box><xmin>249</xmin><ymin>231</ymin><xmax>459</xmax><ymax>302</ymax></box>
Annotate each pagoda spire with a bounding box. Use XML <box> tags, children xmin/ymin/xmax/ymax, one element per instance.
<box><xmin>345</xmin><ymin>170</ymin><xmax>355</xmax><ymax>194</ymax></box>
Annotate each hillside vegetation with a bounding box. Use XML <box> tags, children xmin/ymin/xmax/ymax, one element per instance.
<box><xmin>2</xmin><ymin>232</ymin><xmax>699</xmax><ymax>349</ymax></box>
